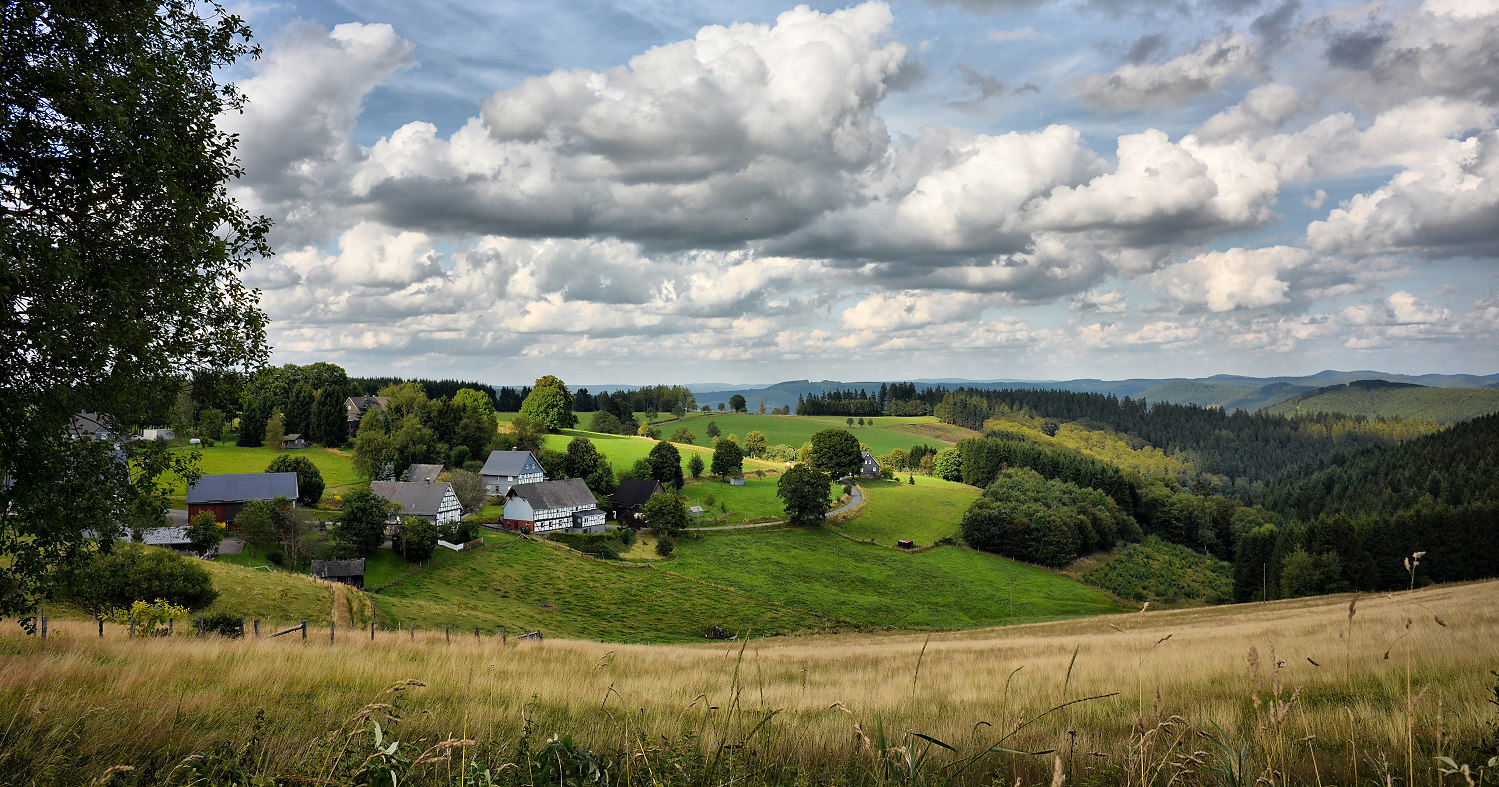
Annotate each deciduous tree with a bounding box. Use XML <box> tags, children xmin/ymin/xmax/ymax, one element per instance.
<box><xmin>519</xmin><ymin>375</ymin><xmax>577</xmax><ymax>431</ymax></box>
<box><xmin>647</xmin><ymin>441</ymin><xmax>685</xmax><ymax>490</ymax></box>
<box><xmin>777</xmin><ymin>465</ymin><xmax>831</xmax><ymax>525</ymax></box>
<box><xmin>0</xmin><ymin>0</ymin><xmax>269</xmax><ymax>622</ymax></box>
<box><xmin>809</xmin><ymin>429</ymin><xmax>861</xmax><ymax>480</ymax></box>
<box><xmin>711</xmin><ymin>440</ymin><xmax>744</xmax><ymax>480</ymax></box>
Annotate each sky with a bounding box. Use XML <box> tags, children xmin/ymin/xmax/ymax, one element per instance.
<box><xmin>220</xmin><ymin>0</ymin><xmax>1499</xmax><ymax>386</ymax></box>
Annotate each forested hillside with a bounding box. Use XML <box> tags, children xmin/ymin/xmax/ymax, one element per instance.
<box><xmin>933</xmin><ymin>388</ymin><xmax>1499</xmax><ymax>604</ymax></box>
<box><xmin>1264</xmin><ymin>379</ymin><xmax>1499</xmax><ymax>423</ymax></box>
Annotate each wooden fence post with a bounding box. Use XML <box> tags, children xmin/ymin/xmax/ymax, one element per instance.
<box><xmin>502</xmin><ymin>626</ymin><xmax>507</xmax><ymax>645</ymax></box>
<box><xmin>301</xmin><ymin>619</ymin><xmax>307</xmax><ymax>641</ymax></box>
<box><xmin>410</xmin><ymin>625</ymin><xmax>414</xmax><ymax>641</ymax></box>
<box><xmin>445</xmin><ymin>625</ymin><xmax>450</xmax><ymax>644</ymax></box>
<box><xmin>330</xmin><ymin>620</ymin><xmax>335</xmax><ymax>644</ymax></box>
<box><xmin>370</xmin><ymin>620</ymin><xmax>375</xmax><ymax>641</ymax></box>
<box><xmin>129</xmin><ymin>616</ymin><xmax>136</xmax><ymax>639</ymax></box>
<box><xmin>474</xmin><ymin>627</ymin><xmax>479</xmax><ymax>641</ymax></box>
<box><xmin>253</xmin><ymin>619</ymin><xmax>260</xmax><ymax>638</ymax></box>
<box><xmin>168</xmin><ymin>618</ymin><xmax>174</xmax><ymax>636</ymax></box>
<box><xmin>40</xmin><ymin>615</ymin><xmax>47</xmax><ymax>641</ymax></box>
<box><xmin>98</xmin><ymin>617</ymin><xmax>104</xmax><ymax>638</ymax></box>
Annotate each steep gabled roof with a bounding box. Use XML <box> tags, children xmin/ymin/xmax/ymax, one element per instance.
<box><xmin>370</xmin><ymin>480</ymin><xmax>455</xmax><ymax>518</ymax></box>
<box><xmin>611</xmin><ymin>478</ymin><xmax>664</xmax><ymax>509</ymax></box>
<box><xmin>187</xmin><ymin>472</ymin><xmax>298</xmax><ymax>504</ymax></box>
<box><xmin>481</xmin><ymin>449</ymin><xmax>543</xmax><ymax>477</ymax></box>
<box><xmin>509</xmin><ymin>478</ymin><xmax>597</xmax><ymax>511</ymax></box>
<box><xmin>403</xmin><ymin>463</ymin><xmax>446</xmax><ymax>484</ymax></box>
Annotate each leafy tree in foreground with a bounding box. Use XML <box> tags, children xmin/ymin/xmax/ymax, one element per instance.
<box><xmin>186</xmin><ymin>511</ymin><xmax>224</xmax><ymax>557</ymax></box>
<box><xmin>688</xmin><ymin>454</ymin><xmax>705</xmax><ymax>479</ymax></box>
<box><xmin>777</xmin><ymin>465</ymin><xmax>831</xmax><ymax>525</ymax></box>
<box><xmin>332</xmin><ymin>489</ymin><xmax>390</xmax><ymax>559</ymax></box>
<box><xmin>808</xmin><ymin>429</ymin><xmax>862</xmax><ymax>480</ymax></box>
<box><xmin>265</xmin><ymin>455</ymin><xmax>325</xmax><ymax>505</ymax></box>
<box><xmin>518</xmin><ymin>375</ymin><xmax>577</xmax><ymax>431</ymax></box>
<box><xmin>394</xmin><ymin>516</ymin><xmax>438</xmax><ymax>562</ymax></box>
<box><xmin>642</xmin><ymin>493</ymin><xmax>688</xmax><ymax>536</ymax></box>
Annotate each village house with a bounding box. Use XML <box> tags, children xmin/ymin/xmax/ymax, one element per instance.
<box><xmin>345</xmin><ymin>395</ymin><xmax>389</xmax><ymax>432</ymax></box>
<box><xmin>403</xmin><ymin>463</ymin><xmax>445</xmax><ymax>484</ymax></box>
<box><xmin>311</xmin><ymin>558</ymin><xmax>365</xmax><ymax>589</ymax></box>
<box><xmin>610</xmin><ymin>478</ymin><xmax>664</xmax><ymax>526</ymax></box>
<box><xmin>480</xmin><ymin>449</ymin><xmax>544</xmax><ymax>496</ymax></box>
<box><xmin>279</xmin><ymin>433</ymin><xmax>306</xmax><ymax>450</ymax></box>
<box><xmin>370</xmin><ymin>480</ymin><xmax>462</xmax><ymax>534</ymax></box>
<box><xmin>860</xmin><ymin>450</ymin><xmax>881</xmax><ymax>479</ymax></box>
<box><xmin>501</xmin><ymin>478</ymin><xmax>606</xmax><ymax>534</ymax></box>
<box><xmin>187</xmin><ymin>472</ymin><xmax>299</xmax><ymax>525</ymax></box>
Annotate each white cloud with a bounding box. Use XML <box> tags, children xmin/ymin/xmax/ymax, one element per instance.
<box><xmin>1080</xmin><ymin>31</ymin><xmax>1257</xmax><ymax>111</ymax></box>
<box><xmin>1151</xmin><ymin>246</ymin><xmax>1310</xmax><ymax>312</ymax></box>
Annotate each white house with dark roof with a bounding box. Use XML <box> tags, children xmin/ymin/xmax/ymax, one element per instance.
<box><xmin>501</xmin><ymin>478</ymin><xmax>605</xmax><ymax>534</ymax></box>
<box><xmin>480</xmin><ymin>449</ymin><xmax>544</xmax><ymax>496</ymax></box>
<box><xmin>370</xmin><ymin>480</ymin><xmax>462</xmax><ymax>532</ymax></box>
<box><xmin>187</xmin><ymin>472</ymin><xmax>298</xmax><ymax>524</ymax></box>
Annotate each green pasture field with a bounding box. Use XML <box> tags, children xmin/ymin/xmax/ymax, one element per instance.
<box><xmin>668</xmin><ymin>527</ymin><xmax>1123</xmax><ymax>628</ymax></box>
<box><xmin>831</xmin><ymin>476</ymin><xmax>981</xmax><ymax>547</ymax></box>
<box><xmin>678</xmin><ymin>474</ymin><xmax>839</xmax><ymax>525</ymax></box>
<box><xmin>654</xmin><ymin>413</ymin><xmax>959</xmax><ymax>456</ymax></box>
<box><xmin>367</xmin><ymin>533</ymin><xmax>833</xmax><ymax>642</ymax></box>
<box><xmin>160</xmin><ymin>443</ymin><xmax>363</xmax><ymax>506</ymax></box>
<box><xmin>196</xmin><ymin>559</ymin><xmax>335</xmax><ymax>625</ymax></box>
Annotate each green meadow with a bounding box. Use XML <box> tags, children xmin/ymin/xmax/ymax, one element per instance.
<box><xmin>667</xmin><ymin>526</ymin><xmax>1123</xmax><ymax>628</ymax></box>
<box><xmin>830</xmin><ymin>475</ymin><xmax>981</xmax><ymax>547</ymax></box>
<box><xmin>160</xmin><ymin>443</ymin><xmax>363</xmax><ymax>506</ymax></box>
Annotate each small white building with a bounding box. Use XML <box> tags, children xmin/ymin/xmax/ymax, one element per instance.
<box><xmin>502</xmin><ymin>478</ymin><xmax>606</xmax><ymax>535</ymax></box>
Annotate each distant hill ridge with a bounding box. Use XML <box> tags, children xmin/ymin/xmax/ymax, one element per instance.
<box><xmin>687</xmin><ymin>371</ymin><xmax>1499</xmax><ymax>414</ymax></box>
<box><xmin>1264</xmin><ymin>379</ymin><xmax>1499</xmax><ymax>424</ymax></box>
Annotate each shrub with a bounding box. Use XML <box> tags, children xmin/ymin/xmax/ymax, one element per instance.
<box><xmin>394</xmin><ymin>516</ymin><xmax>438</xmax><ymax>562</ymax></box>
<box><xmin>655</xmin><ymin>534</ymin><xmax>677</xmax><ymax>557</ymax></box>
<box><xmin>265</xmin><ymin>455</ymin><xmax>324</xmax><ymax>505</ymax></box>
<box><xmin>200</xmin><ymin>612</ymin><xmax>245</xmax><ymax>638</ymax></box>
<box><xmin>70</xmin><ymin>544</ymin><xmax>217</xmax><ymax>614</ymax></box>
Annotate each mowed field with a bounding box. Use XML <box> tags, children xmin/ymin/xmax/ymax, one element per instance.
<box><xmin>653</xmin><ymin>412</ymin><xmax>974</xmax><ymax>455</ymax></box>
<box><xmin>158</xmin><ymin>443</ymin><xmax>363</xmax><ymax>505</ymax></box>
<box><xmin>5</xmin><ymin>581</ymin><xmax>1495</xmax><ymax>785</ymax></box>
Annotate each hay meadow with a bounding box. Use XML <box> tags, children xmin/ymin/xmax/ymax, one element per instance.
<box><xmin>3</xmin><ymin>580</ymin><xmax>1497</xmax><ymax>785</ymax></box>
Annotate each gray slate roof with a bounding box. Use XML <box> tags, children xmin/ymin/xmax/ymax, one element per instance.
<box><xmin>481</xmin><ymin>449</ymin><xmax>543</xmax><ymax>477</ymax></box>
<box><xmin>370</xmin><ymin>480</ymin><xmax>454</xmax><ymax>518</ymax></box>
<box><xmin>403</xmin><ymin>463</ymin><xmax>445</xmax><ymax>484</ymax></box>
<box><xmin>187</xmin><ymin>472</ymin><xmax>299</xmax><ymax>504</ymax></box>
<box><xmin>311</xmin><ymin>559</ymin><xmax>365</xmax><ymax>579</ymax></box>
<box><xmin>509</xmin><ymin>478</ymin><xmax>597</xmax><ymax>510</ymax></box>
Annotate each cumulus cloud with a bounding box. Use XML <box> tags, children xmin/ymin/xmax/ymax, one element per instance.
<box><xmin>1150</xmin><ymin>246</ymin><xmax>1308</xmax><ymax>311</ymax></box>
<box><xmin>1308</xmin><ymin>130</ymin><xmax>1499</xmax><ymax>256</ymax></box>
<box><xmin>1080</xmin><ymin>31</ymin><xmax>1257</xmax><ymax>111</ymax></box>
<box><xmin>222</xmin><ymin>22</ymin><xmax>417</xmax><ymax>246</ymax></box>
<box><xmin>348</xmin><ymin>3</ymin><xmax>909</xmax><ymax>249</ymax></box>
<box><xmin>1193</xmin><ymin>83</ymin><xmax>1304</xmax><ymax>141</ymax></box>
<box><xmin>1315</xmin><ymin>0</ymin><xmax>1499</xmax><ymax>109</ymax></box>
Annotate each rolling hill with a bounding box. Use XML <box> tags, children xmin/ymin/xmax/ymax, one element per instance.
<box><xmin>1264</xmin><ymin>379</ymin><xmax>1499</xmax><ymax>423</ymax></box>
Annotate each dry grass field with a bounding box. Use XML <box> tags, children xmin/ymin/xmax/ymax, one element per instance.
<box><xmin>2</xmin><ymin>580</ymin><xmax>1496</xmax><ymax>785</ymax></box>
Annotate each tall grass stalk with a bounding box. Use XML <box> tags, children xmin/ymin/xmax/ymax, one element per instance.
<box><xmin>1</xmin><ymin>581</ymin><xmax>1496</xmax><ymax>784</ymax></box>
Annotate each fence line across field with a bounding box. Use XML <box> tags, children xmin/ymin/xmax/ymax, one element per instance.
<box><xmin>21</xmin><ymin>615</ymin><xmax>543</xmax><ymax>645</ymax></box>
